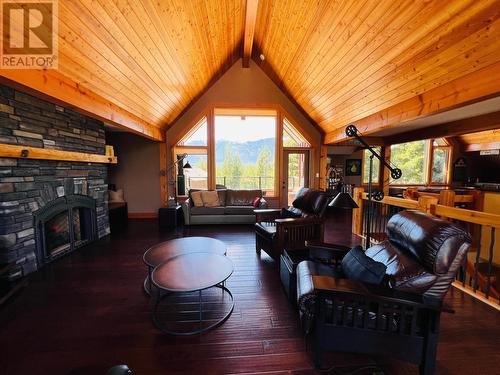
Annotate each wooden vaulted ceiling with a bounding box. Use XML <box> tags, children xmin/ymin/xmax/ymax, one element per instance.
<box><xmin>1</xmin><ymin>0</ymin><xmax>500</xmax><ymax>143</ymax></box>
<box><xmin>253</xmin><ymin>0</ymin><xmax>500</xmax><ymax>143</ymax></box>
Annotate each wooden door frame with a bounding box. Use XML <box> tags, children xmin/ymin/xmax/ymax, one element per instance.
<box><xmin>282</xmin><ymin>149</ymin><xmax>310</xmax><ymax>207</ymax></box>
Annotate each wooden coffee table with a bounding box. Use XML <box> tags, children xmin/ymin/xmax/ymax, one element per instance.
<box><xmin>143</xmin><ymin>237</ymin><xmax>226</xmax><ymax>294</ymax></box>
<box><xmin>151</xmin><ymin>253</ymin><xmax>234</xmax><ymax>335</ymax></box>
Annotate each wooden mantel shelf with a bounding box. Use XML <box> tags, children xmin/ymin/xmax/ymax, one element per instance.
<box><xmin>0</xmin><ymin>143</ymin><xmax>117</xmax><ymax>164</ymax></box>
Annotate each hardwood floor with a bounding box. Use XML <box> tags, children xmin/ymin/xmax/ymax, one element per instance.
<box><xmin>0</xmin><ymin>210</ymin><xmax>499</xmax><ymax>375</ymax></box>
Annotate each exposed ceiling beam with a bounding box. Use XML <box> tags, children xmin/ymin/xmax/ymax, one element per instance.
<box><xmin>385</xmin><ymin>111</ymin><xmax>500</xmax><ymax>145</ymax></box>
<box><xmin>0</xmin><ymin>70</ymin><xmax>164</xmax><ymax>141</ymax></box>
<box><xmin>242</xmin><ymin>0</ymin><xmax>259</xmax><ymax>68</ymax></box>
<box><xmin>324</xmin><ymin>62</ymin><xmax>500</xmax><ymax>144</ymax></box>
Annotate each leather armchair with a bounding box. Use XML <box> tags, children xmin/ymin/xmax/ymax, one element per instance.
<box><xmin>254</xmin><ymin>187</ymin><xmax>328</xmax><ymax>263</ymax></box>
<box><xmin>296</xmin><ymin>210</ymin><xmax>471</xmax><ymax>374</ymax></box>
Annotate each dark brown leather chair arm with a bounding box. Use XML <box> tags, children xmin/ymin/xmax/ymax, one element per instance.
<box><xmin>313</xmin><ymin>276</ymin><xmax>441</xmax><ymax>311</ymax></box>
<box><xmin>274</xmin><ymin>217</ymin><xmax>322</xmax><ymax>226</ymax></box>
<box><xmin>305</xmin><ymin>241</ymin><xmax>351</xmax><ymax>263</ymax></box>
<box><xmin>254</xmin><ymin>208</ymin><xmax>281</xmax><ymax>222</ymax></box>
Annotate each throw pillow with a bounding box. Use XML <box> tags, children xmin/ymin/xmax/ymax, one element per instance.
<box><xmin>252</xmin><ymin>197</ymin><xmax>261</xmax><ymax>208</ymax></box>
<box><xmin>280</xmin><ymin>208</ymin><xmax>301</xmax><ymax>218</ymax></box>
<box><xmin>201</xmin><ymin>190</ymin><xmax>220</xmax><ymax>207</ymax></box>
<box><xmin>341</xmin><ymin>245</ymin><xmax>387</xmax><ymax>285</ymax></box>
<box><xmin>108</xmin><ymin>189</ymin><xmax>125</xmax><ymax>202</ymax></box>
<box><xmin>191</xmin><ymin>191</ymin><xmax>204</xmax><ymax>207</ymax></box>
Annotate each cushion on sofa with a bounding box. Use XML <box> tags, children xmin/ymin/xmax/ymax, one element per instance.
<box><xmin>189</xmin><ymin>189</ymin><xmax>227</xmax><ymax>206</ymax></box>
<box><xmin>342</xmin><ymin>245</ymin><xmax>387</xmax><ymax>285</ymax></box>
<box><xmin>226</xmin><ymin>189</ymin><xmax>262</xmax><ymax>206</ymax></box>
<box><xmin>201</xmin><ymin>190</ymin><xmax>220</xmax><ymax>207</ymax></box>
<box><xmin>224</xmin><ymin>205</ymin><xmax>256</xmax><ymax>215</ymax></box>
<box><xmin>191</xmin><ymin>191</ymin><xmax>204</xmax><ymax>207</ymax></box>
<box><xmin>190</xmin><ymin>206</ymin><xmax>226</xmax><ymax>215</ymax></box>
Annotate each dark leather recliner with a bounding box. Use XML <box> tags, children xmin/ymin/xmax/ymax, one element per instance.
<box><xmin>254</xmin><ymin>187</ymin><xmax>329</xmax><ymax>263</ymax></box>
<box><xmin>296</xmin><ymin>210</ymin><xmax>471</xmax><ymax>375</ymax></box>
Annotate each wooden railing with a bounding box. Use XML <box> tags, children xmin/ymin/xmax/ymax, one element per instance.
<box><xmin>352</xmin><ymin>187</ymin><xmax>500</xmax><ymax>309</ymax></box>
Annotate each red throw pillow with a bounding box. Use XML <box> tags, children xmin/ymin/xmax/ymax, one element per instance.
<box><xmin>252</xmin><ymin>197</ymin><xmax>261</xmax><ymax>208</ymax></box>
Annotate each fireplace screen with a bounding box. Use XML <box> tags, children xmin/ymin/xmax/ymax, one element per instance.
<box><xmin>35</xmin><ymin>195</ymin><xmax>97</xmax><ymax>265</ymax></box>
<box><xmin>45</xmin><ymin>211</ymin><xmax>71</xmax><ymax>257</ymax></box>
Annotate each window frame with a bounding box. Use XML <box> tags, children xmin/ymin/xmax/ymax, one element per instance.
<box><xmin>388</xmin><ymin>138</ymin><xmax>451</xmax><ymax>186</ymax></box>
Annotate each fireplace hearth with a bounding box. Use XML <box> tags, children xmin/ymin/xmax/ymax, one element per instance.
<box><xmin>35</xmin><ymin>195</ymin><xmax>97</xmax><ymax>265</ymax></box>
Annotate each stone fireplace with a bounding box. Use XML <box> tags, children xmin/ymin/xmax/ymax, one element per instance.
<box><xmin>0</xmin><ymin>84</ymin><xmax>110</xmax><ymax>280</ymax></box>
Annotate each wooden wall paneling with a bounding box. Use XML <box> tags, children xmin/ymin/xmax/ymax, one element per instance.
<box><xmin>461</xmin><ymin>129</ymin><xmax>500</xmax><ymax>151</ymax></box>
<box><xmin>207</xmin><ymin>107</ymin><xmax>216</xmax><ymax>190</ymax></box>
<box><xmin>0</xmin><ymin>70</ymin><xmax>164</xmax><ymax>141</ymax></box>
<box><xmin>309</xmin><ymin>0</ymin><xmax>484</xmax><ymax>121</ymax></box>
<box><xmin>320</xmin><ymin>21</ymin><xmax>500</xmax><ymax>131</ymax></box>
<box><xmin>242</xmin><ymin>0</ymin><xmax>259</xmax><ymax>68</ymax></box>
<box><xmin>325</xmin><ymin>62</ymin><xmax>500</xmax><ymax>144</ymax></box>
<box><xmin>294</xmin><ymin>0</ymin><xmax>406</xmax><ymax>104</ymax></box>
<box><xmin>60</xmin><ymin>1</ymin><xmax>177</xmax><ymax>118</ymax></box>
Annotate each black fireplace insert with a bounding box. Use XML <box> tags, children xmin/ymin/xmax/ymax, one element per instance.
<box><xmin>34</xmin><ymin>195</ymin><xmax>97</xmax><ymax>265</ymax></box>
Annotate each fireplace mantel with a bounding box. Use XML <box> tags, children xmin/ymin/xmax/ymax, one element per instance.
<box><xmin>0</xmin><ymin>143</ymin><xmax>117</xmax><ymax>164</ymax></box>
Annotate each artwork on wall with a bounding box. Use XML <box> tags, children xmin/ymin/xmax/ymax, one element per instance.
<box><xmin>345</xmin><ymin>159</ymin><xmax>362</xmax><ymax>176</ymax></box>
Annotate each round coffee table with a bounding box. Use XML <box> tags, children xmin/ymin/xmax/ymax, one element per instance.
<box><xmin>151</xmin><ymin>253</ymin><xmax>234</xmax><ymax>335</ymax></box>
<box><xmin>143</xmin><ymin>237</ymin><xmax>226</xmax><ymax>294</ymax></box>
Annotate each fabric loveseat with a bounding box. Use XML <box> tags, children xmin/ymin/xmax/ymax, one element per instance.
<box><xmin>182</xmin><ymin>189</ymin><xmax>267</xmax><ymax>225</ymax></box>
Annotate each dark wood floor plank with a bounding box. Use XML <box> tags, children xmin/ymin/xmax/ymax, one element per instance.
<box><xmin>0</xmin><ymin>210</ymin><xmax>499</xmax><ymax>375</ymax></box>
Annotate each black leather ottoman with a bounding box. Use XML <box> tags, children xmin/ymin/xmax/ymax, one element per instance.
<box><xmin>280</xmin><ymin>248</ymin><xmax>310</xmax><ymax>304</ymax></box>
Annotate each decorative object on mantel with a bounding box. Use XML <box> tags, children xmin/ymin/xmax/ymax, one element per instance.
<box><xmin>0</xmin><ymin>143</ymin><xmax>117</xmax><ymax>164</ymax></box>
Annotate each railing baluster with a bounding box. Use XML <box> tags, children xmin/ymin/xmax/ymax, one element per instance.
<box><xmin>485</xmin><ymin>227</ymin><xmax>495</xmax><ymax>299</ymax></box>
<box><xmin>473</xmin><ymin>227</ymin><xmax>483</xmax><ymax>293</ymax></box>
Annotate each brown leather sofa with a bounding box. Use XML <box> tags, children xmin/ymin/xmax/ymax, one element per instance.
<box><xmin>254</xmin><ymin>187</ymin><xmax>329</xmax><ymax>262</ymax></box>
<box><xmin>182</xmin><ymin>189</ymin><xmax>267</xmax><ymax>225</ymax></box>
<box><xmin>296</xmin><ymin>210</ymin><xmax>471</xmax><ymax>374</ymax></box>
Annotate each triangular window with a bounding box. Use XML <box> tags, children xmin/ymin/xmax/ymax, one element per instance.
<box><xmin>283</xmin><ymin>117</ymin><xmax>310</xmax><ymax>148</ymax></box>
<box><xmin>178</xmin><ymin>117</ymin><xmax>208</xmax><ymax>146</ymax></box>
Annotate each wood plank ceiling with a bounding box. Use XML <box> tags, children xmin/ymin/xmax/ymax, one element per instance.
<box><xmin>253</xmin><ymin>0</ymin><xmax>500</xmax><ymax>143</ymax></box>
<box><xmin>1</xmin><ymin>0</ymin><xmax>499</xmax><ymax>143</ymax></box>
<box><xmin>57</xmin><ymin>0</ymin><xmax>245</xmax><ymax>128</ymax></box>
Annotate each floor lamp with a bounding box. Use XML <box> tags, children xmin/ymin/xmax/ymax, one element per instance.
<box><xmin>160</xmin><ymin>153</ymin><xmax>192</xmax><ymax>205</ymax></box>
<box><xmin>345</xmin><ymin>125</ymin><xmax>402</xmax><ymax>249</ymax></box>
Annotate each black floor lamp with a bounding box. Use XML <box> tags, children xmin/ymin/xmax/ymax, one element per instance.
<box><xmin>160</xmin><ymin>153</ymin><xmax>192</xmax><ymax>205</ymax></box>
<box><xmin>345</xmin><ymin>125</ymin><xmax>402</xmax><ymax>249</ymax></box>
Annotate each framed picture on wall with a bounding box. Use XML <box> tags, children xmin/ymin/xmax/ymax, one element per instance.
<box><xmin>345</xmin><ymin>159</ymin><xmax>362</xmax><ymax>176</ymax></box>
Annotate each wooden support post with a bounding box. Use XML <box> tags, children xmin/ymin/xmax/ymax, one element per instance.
<box><xmin>159</xmin><ymin>142</ymin><xmax>167</xmax><ymax>206</ymax></box>
<box><xmin>319</xmin><ymin>145</ymin><xmax>328</xmax><ymax>190</ymax></box>
<box><xmin>352</xmin><ymin>187</ymin><xmax>364</xmax><ymax>236</ymax></box>
<box><xmin>381</xmin><ymin>146</ymin><xmax>391</xmax><ymax>197</ymax></box>
<box><xmin>438</xmin><ymin>190</ymin><xmax>456</xmax><ymax>220</ymax></box>
<box><xmin>439</xmin><ymin>190</ymin><xmax>456</xmax><ymax>206</ymax></box>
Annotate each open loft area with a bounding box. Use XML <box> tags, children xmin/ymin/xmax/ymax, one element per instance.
<box><xmin>0</xmin><ymin>1</ymin><xmax>500</xmax><ymax>374</ymax></box>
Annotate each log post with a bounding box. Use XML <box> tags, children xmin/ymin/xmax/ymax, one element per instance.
<box><xmin>439</xmin><ymin>190</ymin><xmax>456</xmax><ymax>206</ymax></box>
<box><xmin>352</xmin><ymin>187</ymin><xmax>364</xmax><ymax>235</ymax></box>
<box><xmin>418</xmin><ymin>196</ymin><xmax>439</xmax><ymax>215</ymax></box>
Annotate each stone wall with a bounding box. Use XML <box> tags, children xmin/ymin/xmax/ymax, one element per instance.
<box><xmin>0</xmin><ymin>84</ymin><xmax>110</xmax><ymax>279</ymax></box>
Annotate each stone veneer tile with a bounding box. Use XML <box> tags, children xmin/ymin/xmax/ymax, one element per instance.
<box><xmin>0</xmin><ymin>84</ymin><xmax>110</xmax><ymax>280</ymax></box>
